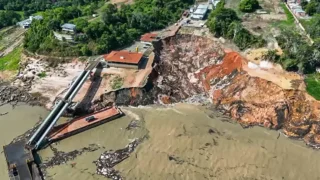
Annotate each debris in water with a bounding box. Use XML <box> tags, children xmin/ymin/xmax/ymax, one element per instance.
<box><xmin>125</xmin><ymin>120</ymin><xmax>140</xmax><ymax>130</ymax></box>
<box><xmin>0</xmin><ymin>112</ymin><xmax>8</xmax><ymax>116</ymax></box>
<box><xmin>208</xmin><ymin>128</ymin><xmax>215</xmax><ymax>134</ymax></box>
<box><xmin>168</xmin><ymin>155</ymin><xmax>184</xmax><ymax>164</ymax></box>
<box><xmin>42</xmin><ymin>144</ymin><xmax>100</xmax><ymax>167</ymax></box>
<box><xmin>94</xmin><ymin>138</ymin><xmax>143</xmax><ymax>180</ymax></box>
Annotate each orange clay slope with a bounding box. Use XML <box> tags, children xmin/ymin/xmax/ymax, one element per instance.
<box><xmin>195</xmin><ymin>51</ymin><xmax>320</xmax><ymax>148</ymax></box>
<box><xmin>195</xmin><ymin>51</ymin><xmax>247</xmax><ymax>91</ymax></box>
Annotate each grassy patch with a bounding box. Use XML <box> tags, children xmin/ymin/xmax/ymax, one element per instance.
<box><xmin>33</xmin><ymin>11</ymin><xmax>44</xmax><ymax>16</ymax></box>
<box><xmin>272</xmin><ymin>3</ymin><xmax>295</xmax><ymax>28</ymax></box>
<box><xmin>111</xmin><ymin>75</ymin><xmax>124</xmax><ymax>90</ymax></box>
<box><xmin>0</xmin><ymin>47</ymin><xmax>22</xmax><ymax>71</ymax></box>
<box><xmin>280</xmin><ymin>3</ymin><xmax>295</xmax><ymax>26</ymax></box>
<box><xmin>37</xmin><ymin>72</ymin><xmax>47</xmax><ymax>78</ymax></box>
<box><xmin>305</xmin><ymin>74</ymin><xmax>320</xmax><ymax>100</ymax></box>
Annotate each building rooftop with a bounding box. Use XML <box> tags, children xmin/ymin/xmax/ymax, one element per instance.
<box><xmin>198</xmin><ymin>4</ymin><xmax>209</xmax><ymax>9</ymax></box>
<box><xmin>191</xmin><ymin>14</ymin><xmax>204</xmax><ymax>19</ymax></box>
<box><xmin>140</xmin><ymin>33</ymin><xmax>158</xmax><ymax>42</ymax></box>
<box><xmin>193</xmin><ymin>8</ymin><xmax>207</xmax><ymax>15</ymax></box>
<box><xmin>61</xmin><ymin>23</ymin><xmax>76</xmax><ymax>30</ymax></box>
<box><xmin>33</xmin><ymin>15</ymin><xmax>43</xmax><ymax>20</ymax></box>
<box><xmin>17</xmin><ymin>19</ymin><xmax>32</xmax><ymax>25</ymax></box>
<box><xmin>104</xmin><ymin>51</ymin><xmax>143</xmax><ymax>65</ymax></box>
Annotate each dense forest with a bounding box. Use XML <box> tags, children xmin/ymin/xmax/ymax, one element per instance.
<box><xmin>22</xmin><ymin>0</ymin><xmax>192</xmax><ymax>56</ymax></box>
<box><xmin>206</xmin><ymin>0</ymin><xmax>265</xmax><ymax>50</ymax></box>
<box><xmin>0</xmin><ymin>0</ymin><xmax>101</xmax><ymax>15</ymax></box>
<box><xmin>0</xmin><ymin>0</ymin><xmax>100</xmax><ymax>28</ymax></box>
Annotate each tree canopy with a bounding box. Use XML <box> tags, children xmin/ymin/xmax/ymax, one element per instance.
<box><xmin>0</xmin><ymin>11</ymin><xmax>21</xmax><ymax>29</ymax></box>
<box><xmin>23</xmin><ymin>0</ymin><xmax>192</xmax><ymax>56</ymax></box>
<box><xmin>207</xmin><ymin>3</ymin><xmax>265</xmax><ymax>50</ymax></box>
<box><xmin>275</xmin><ymin>29</ymin><xmax>320</xmax><ymax>73</ymax></box>
<box><xmin>239</xmin><ymin>0</ymin><xmax>260</xmax><ymax>13</ymax></box>
<box><xmin>0</xmin><ymin>0</ymin><xmax>101</xmax><ymax>12</ymax></box>
<box><xmin>301</xmin><ymin>0</ymin><xmax>320</xmax><ymax>16</ymax></box>
<box><xmin>306</xmin><ymin>14</ymin><xmax>320</xmax><ymax>39</ymax></box>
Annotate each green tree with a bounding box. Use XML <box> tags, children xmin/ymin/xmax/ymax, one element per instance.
<box><xmin>207</xmin><ymin>8</ymin><xmax>239</xmax><ymax>37</ymax></box>
<box><xmin>0</xmin><ymin>11</ymin><xmax>21</xmax><ymax>28</ymax></box>
<box><xmin>305</xmin><ymin>0</ymin><xmax>317</xmax><ymax>16</ymax></box>
<box><xmin>301</xmin><ymin>0</ymin><xmax>309</xmax><ymax>10</ymax></box>
<box><xmin>276</xmin><ymin>28</ymin><xmax>320</xmax><ymax>73</ymax></box>
<box><xmin>239</xmin><ymin>0</ymin><xmax>260</xmax><ymax>13</ymax></box>
<box><xmin>306</xmin><ymin>14</ymin><xmax>320</xmax><ymax>38</ymax></box>
<box><xmin>81</xmin><ymin>45</ymin><xmax>92</xmax><ymax>56</ymax></box>
<box><xmin>101</xmin><ymin>4</ymin><xmax>118</xmax><ymax>25</ymax></box>
<box><xmin>207</xmin><ymin>7</ymin><xmax>264</xmax><ymax>50</ymax></box>
<box><xmin>71</xmin><ymin>18</ymin><xmax>89</xmax><ymax>32</ymax></box>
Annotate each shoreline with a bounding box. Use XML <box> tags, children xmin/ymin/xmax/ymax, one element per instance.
<box><xmin>2</xmin><ymin>34</ymin><xmax>320</xmax><ymax>150</ymax></box>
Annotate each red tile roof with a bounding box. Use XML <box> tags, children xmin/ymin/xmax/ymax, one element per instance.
<box><xmin>104</xmin><ymin>51</ymin><xmax>143</xmax><ymax>65</ymax></box>
<box><xmin>140</xmin><ymin>33</ymin><xmax>158</xmax><ymax>42</ymax></box>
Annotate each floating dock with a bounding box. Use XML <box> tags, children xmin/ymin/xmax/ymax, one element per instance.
<box><xmin>48</xmin><ymin>106</ymin><xmax>123</xmax><ymax>142</ymax></box>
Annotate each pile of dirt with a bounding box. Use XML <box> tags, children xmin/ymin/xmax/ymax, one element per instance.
<box><xmin>156</xmin><ymin>35</ymin><xmax>225</xmax><ymax>102</ymax></box>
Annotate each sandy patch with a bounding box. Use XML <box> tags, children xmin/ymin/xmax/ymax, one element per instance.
<box><xmin>244</xmin><ymin>48</ymin><xmax>283</xmax><ymax>64</ymax></box>
<box><xmin>0</xmin><ymin>71</ymin><xmax>16</xmax><ymax>80</ymax></box>
<box><xmin>243</xmin><ymin>61</ymin><xmax>305</xmax><ymax>90</ymax></box>
<box><xmin>17</xmin><ymin>57</ymin><xmax>87</xmax><ymax>108</ymax></box>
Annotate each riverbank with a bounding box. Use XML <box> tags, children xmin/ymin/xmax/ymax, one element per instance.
<box><xmin>92</xmin><ymin>34</ymin><xmax>320</xmax><ymax>149</ymax></box>
<box><xmin>2</xmin><ymin>103</ymin><xmax>320</xmax><ymax>180</ymax></box>
<box><xmin>2</xmin><ymin>33</ymin><xmax>320</xmax><ymax>149</ymax></box>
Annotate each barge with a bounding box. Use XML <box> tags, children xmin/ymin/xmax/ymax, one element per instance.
<box><xmin>48</xmin><ymin>106</ymin><xmax>123</xmax><ymax>142</ymax></box>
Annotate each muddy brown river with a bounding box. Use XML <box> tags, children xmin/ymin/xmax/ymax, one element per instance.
<box><xmin>1</xmin><ymin>103</ymin><xmax>320</xmax><ymax>180</ymax></box>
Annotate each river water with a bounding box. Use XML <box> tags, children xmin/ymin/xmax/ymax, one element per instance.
<box><xmin>1</xmin><ymin>103</ymin><xmax>320</xmax><ymax>180</ymax></box>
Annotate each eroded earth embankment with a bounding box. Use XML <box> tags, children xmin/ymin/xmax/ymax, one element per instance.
<box><xmin>195</xmin><ymin>51</ymin><xmax>320</xmax><ymax>148</ymax></box>
<box><xmin>103</xmin><ymin>34</ymin><xmax>320</xmax><ymax>148</ymax></box>
<box><xmin>3</xmin><ymin>34</ymin><xmax>320</xmax><ymax>149</ymax></box>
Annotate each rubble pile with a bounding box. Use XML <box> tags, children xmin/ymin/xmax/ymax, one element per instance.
<box><xmin>157</xmin><ymin>35</ymin><xmax>225</xmax><ymax>103</ymax></box>
<box><xmin>94</xmin><ymin>139</ymin><xmax>141</xmax><ymax>179</ymax></box>
<box><xmin>125</xmin><ymin>120</ymin><xmax>140</xmax><ymax>130</ymax></box>
<box><xmin>0</xmin><ymin>84</ymin><xmax>42</xmax><ymax>107</ymax></box>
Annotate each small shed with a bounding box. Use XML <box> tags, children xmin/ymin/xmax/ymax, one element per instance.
<box><xmin>61</xmin><ymin>23</ymin><xmax>76</xmax><ymax>33</ymax></box>
<box><xmin>140</xmin><ymin>33</ymin><xmax>159</xmax><ymax>44</ymax></box>
<box><xmin>191</xmin><ymin>4</ymin><xmax>209</xmax><ymax>20</ymax></box>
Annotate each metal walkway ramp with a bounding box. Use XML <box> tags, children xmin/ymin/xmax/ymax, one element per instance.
<box><xmin>3</xmin><ymin>61</ymin><xmax>101</xmax><ymax>180</ymax></box>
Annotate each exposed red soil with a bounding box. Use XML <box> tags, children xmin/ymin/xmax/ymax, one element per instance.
<box><xmin>196</xmin><ymin>51</ymin><xmax>320</xmax><ymax>148</ymax></box>
<box><xmin>195</xmin><ymin>52</ymin><xmax>246</xmax><ymax>91</ymax></box>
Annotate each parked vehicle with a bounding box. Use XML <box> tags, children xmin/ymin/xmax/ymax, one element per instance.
<box><xmin>85</xmin><ymin>115</ymin><xmax>95</xmax><ymax>122</ymax></box>
<box><xmin>182</xmin><ymin>11</ymin><xmax>189</xmax><ymax>17</ymax></box>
